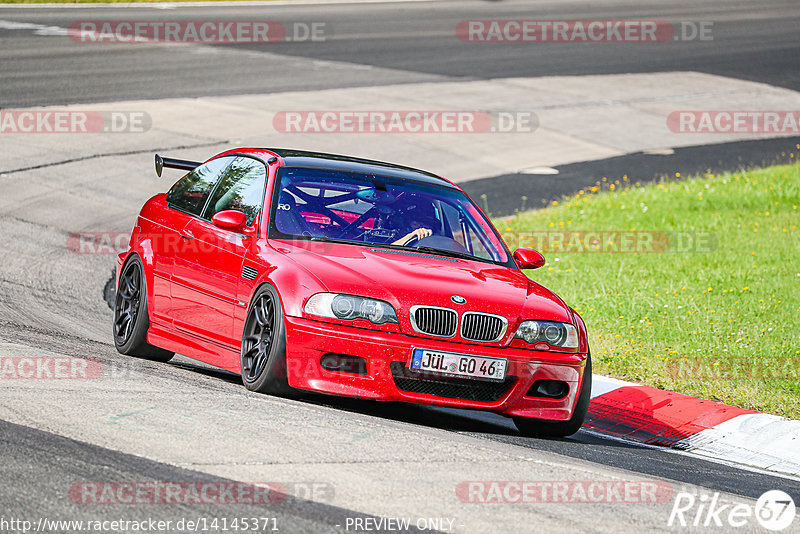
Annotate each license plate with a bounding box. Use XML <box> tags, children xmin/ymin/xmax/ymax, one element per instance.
<box><xmin>409</xmin><ymin>348</ymin><xmax>507</xmax><ymax>382</ymax></box>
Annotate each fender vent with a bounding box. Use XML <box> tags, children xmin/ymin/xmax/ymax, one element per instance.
<box><xmin>241</xmin><ymin>265</ymin><xmax>258</xmax><ymax>280</ymax></box>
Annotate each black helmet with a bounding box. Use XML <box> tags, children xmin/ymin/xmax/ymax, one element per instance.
<box><xmin>388</xmin><ymin>194</ymin><xmax>439</xmax><ymax>233</ymax></box>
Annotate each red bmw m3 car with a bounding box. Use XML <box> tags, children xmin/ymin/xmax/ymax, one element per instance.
<box><xmin>114</xmin><ymin>148</ymin><xmax>591</xmax><ymax>437</ymax></box>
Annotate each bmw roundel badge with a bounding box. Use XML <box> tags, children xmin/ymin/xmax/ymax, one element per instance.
<box><xmin>451</xmin><ymin>295</ymin><xmax>466</xmax><ymax>305</ymax></box>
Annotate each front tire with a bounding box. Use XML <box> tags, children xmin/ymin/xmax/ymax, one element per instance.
<box><xmin>240</xmin><ymin>284</ymin><xmax>295</xmax><ymax>396</ymax></box>
<box><xmin>113</xmin><ymin>256</ymin><xmax>174</xmax><ymax>362</ymax></box>
<box><xmin>513</xmin><ymin>354</ymin><xmax>592</xmax><ymax>438</ymax></box>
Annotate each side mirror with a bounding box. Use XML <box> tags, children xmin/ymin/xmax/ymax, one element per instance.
<box><xmin>211</xmin><ymin>210</ymin><xmax>247</xmax><ymax>231</ymax></box>
<box><xmin>513</xmin><ymin>248</ymin><xmax>546</xmax><ymax>270</ymax></box>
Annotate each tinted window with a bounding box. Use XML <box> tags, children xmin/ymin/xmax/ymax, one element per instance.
<box><xmin>165</xmin><ymin>156</ymin><xmax>234</xmax><ymax>216</ymax></box>
<box><xmin>270</xmin><ymin>167</ymin><xmax>512</xmax><ymax>266</ymax></box>
<box><xmin>203</xmin><ymin>156</ymin><xmax>267</xmax><ymax>226</ymax></box>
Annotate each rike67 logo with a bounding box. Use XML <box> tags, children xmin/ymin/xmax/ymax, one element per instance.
<box><xmin>669</xmin><ymin>490</ymin><xmax>796</xmax><ymax>531</ymax></box>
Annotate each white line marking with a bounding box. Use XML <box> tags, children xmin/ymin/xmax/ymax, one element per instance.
<box><xmin>0</xmin><ymin>20</ymin><xmax>68</xmax><ymax>35</ymax></box>
<box><xmin>519</xmin><ymin>166</ymin><xmax>559</xmax><ymax>175</ymax></box>
<box><xmin>581</xmin><ymin>427</ymin><xmax>800</xmax><ymax>483</ymax></box>
<box><xmin>0</xmin><ymin>0</ymin><xmax>436</xmax><ymax>8</ymax></box>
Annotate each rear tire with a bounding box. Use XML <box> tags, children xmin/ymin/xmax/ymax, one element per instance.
<box><xmin>513</xmin><ymin>354</ymin><xmax>592</xmax><ymax>438</ymax></box>
<box><xmin>113</xmin><ymin>256</ymin><xmax>174</xmax><ymax>362</ymax></box>
<box><xmin>240</xmin><ymin>284</ymin><xmax>296</xmax><ymax>397</ymax></box>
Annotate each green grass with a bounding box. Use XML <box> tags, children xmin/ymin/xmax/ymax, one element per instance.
<box><xmin>496</xmin><ymin>160</ymin><xmax>800</xmax><ymax>418</ymax></box>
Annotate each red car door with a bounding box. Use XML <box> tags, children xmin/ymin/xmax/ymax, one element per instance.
<box><xmin>170</xmin><ymin>156</ymin><xmax>268</xmax><ymax>356</ymax></box>
<box><xmin>152</xmin><ymin>155</ymin><xmax>237</xmax><ymax>327</ymax></box>
<box><xmin>148</xmin><ymin>207</ymin><xmax>191</xmax><ymax>326</ymax></box>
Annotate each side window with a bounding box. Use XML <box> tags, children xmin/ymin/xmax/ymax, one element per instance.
<box><xmin>203</xmin><ymin>156</ymin><xmax>267</xmax><ymax>226</ymax></box>
<box><xmin>166</xmin><ymin>156</ymin><xmax>235</xmax><ymax>216</ymax></box>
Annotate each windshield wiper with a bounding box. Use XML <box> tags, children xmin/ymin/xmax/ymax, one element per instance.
<box><xmin>308</xmin><ymin>236</ymin><xmax>352</xmax><ymax>244</ymax></box>
<box><xmin>414</xmin><ymin>246</ymin><xmax>478</xmax><ymax>262</ymax></box>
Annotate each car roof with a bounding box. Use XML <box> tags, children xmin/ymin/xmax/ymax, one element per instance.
<box><xmin>263</xmin><ymin>148</ymin><xmax>458</xmax><ymax>189</ymax></box>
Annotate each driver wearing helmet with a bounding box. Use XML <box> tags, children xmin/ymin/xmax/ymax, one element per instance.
<box><xmin>390</xmin><ymin>197</ymin><xmax>438</xmax><ymax>246</ymax></box>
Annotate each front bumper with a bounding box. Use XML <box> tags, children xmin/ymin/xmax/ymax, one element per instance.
<box><xmin>284</xmin><ymin>316</ymin><xmax>588</xmax><ymax>421</ymax></box>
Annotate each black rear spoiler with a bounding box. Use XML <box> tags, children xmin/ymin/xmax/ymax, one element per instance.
<box><xmin>155</xmin><ymin>154</ymin><xmax>200</xmax><ymax>177</ymax></box>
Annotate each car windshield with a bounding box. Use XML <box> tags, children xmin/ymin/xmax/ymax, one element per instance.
<box><xmin>269</xmin><ymin>166</ymin><xmax>511</xmax><ymax>265</ymax></box>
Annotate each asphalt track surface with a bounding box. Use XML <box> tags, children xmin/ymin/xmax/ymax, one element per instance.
<box><xmin>1</xmin><ymin>418</ymin><xmax>415</xmax><ymax>533</ymax></box>
<box><xmin>1</xmin><ymin>0</ymin><xmax>800</xmax><ymax>532</ymax></box>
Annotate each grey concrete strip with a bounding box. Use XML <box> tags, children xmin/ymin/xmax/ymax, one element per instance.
<box><xmin>3</xmin><ymin>72</ymin><xmax>799</xmax><ymax>182</ymax></box>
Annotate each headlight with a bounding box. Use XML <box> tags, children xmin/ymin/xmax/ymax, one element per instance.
<box><xmin>304</xmin><ymin>293</ymin><xmax>399</xmax><ymax>325</ymax></box>
<box><xmin>515</xmin><ymin>320</ymin><xmax>579</xmax><ymax>348</ymax></box>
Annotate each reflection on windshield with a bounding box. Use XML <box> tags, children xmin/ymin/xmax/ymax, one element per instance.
<box><xmin>270</xmin><ymin>167</ymin><xmax>510</xmax><ymax>264</ymax></box>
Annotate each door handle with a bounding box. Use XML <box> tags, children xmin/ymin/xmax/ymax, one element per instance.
<box><xmin>180</xmin><ymin>230</ymin><xmax>194</xmax><ymax>240</ymax></box>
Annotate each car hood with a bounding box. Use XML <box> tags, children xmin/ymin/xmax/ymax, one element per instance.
<box><xmin>270</xmin><ymin>239</ymin><xmax>573</xmax><ymax>325</ymax></box>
